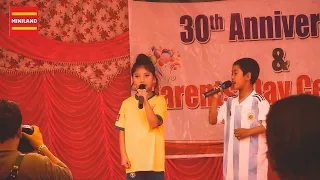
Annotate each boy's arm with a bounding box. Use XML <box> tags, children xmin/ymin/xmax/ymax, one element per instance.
<box><xmin>247</xmin><ymin>124</ymin><xmax>265</xmax><ymax>135</ymax></box>
<box><xmin>209</xmin><ymin>99</ymin><xmax>219</xmax><ymax>125</ymax></box>
<box><xmin>235</xmin><ymin>98</ymin><xmax>270</xmax><ymax>139</ymax></box>
<box><xmin>209</xmin><ymin>98</ymin><xmax>226</xmax><ymax>125</ymax></box>
<box><xmin>234</xmin><ymin>123</ymin><xmax>265</xmax><ymax>139</ymax></box>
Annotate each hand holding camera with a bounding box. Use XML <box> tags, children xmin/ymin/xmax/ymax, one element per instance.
<box><xmin>18</xmin><ymin>125</ymin><xmax>46</xmax><ymax>153</ymax></box>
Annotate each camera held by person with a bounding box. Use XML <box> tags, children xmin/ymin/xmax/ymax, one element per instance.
<box><xmin>18</xmin><ymin>125</ymin><xmax>35</xmax><ymax>153</ymax></box>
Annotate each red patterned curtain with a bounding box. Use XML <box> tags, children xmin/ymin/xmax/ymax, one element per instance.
<box><xmin>0</xmin><ymin>1</ymin><xmax>133</xmax><ymax>179</ymax></box>
<box><xmin>0</xmin><ymin>0</ymin><xmax>279</xmax><ymax>179</ymax></box>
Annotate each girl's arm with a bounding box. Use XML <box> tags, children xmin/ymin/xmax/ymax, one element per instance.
<box><xmin>119</xmin><ymin>130</ymin><xmax>131</xmax><ymax>168</ymax></box>
<box><xmin>119</xmin><ymin>130</ymin><xmax>127</xmax><ymax>158</ymax></box>
<box><xmin>144</xmin><ymin>99</ymin><xmax>161</xmax><ymax>129</ymax></box>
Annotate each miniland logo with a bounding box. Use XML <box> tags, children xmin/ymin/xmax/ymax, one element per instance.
<box><xmin>9</xmin><ymin>7</ymin><xmax>38</xmax><ymax>36</ymax></box>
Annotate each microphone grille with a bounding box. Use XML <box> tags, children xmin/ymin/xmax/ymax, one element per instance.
<box><xmin>138</xmin><ymin>84</ymin><xmax>146</xmax><ymax>89</ymax></box>
<box><xmin>222</xmin><ymin>81</ymin><xmax>232</xmax><ymax>89</ymax></box>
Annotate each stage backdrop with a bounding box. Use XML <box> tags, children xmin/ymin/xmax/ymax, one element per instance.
<box><xmin>129</xmin><ymin>0</ymin><xmax>320</xmax><ymax>158</ymax></box>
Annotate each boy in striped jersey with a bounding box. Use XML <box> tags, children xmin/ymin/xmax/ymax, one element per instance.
<box><xmin>209</xmin><ymin>58</ymin><xmax>269</xmax><ymax>180</ymax></box>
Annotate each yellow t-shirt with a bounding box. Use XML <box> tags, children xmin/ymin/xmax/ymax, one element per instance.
<box><xmin>115</xmin><ymin>93</ymin><xmax>167</xmax><ymax>173</ymax></box>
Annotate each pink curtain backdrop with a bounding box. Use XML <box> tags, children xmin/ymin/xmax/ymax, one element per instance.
<box><xmin>0</xmin><ymin>0</ymin><xmax>280</xmax><ymax>179</ymax></box>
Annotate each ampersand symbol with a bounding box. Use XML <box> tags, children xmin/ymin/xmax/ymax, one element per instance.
<box><xmin>272</xmin><ymin>48</ymin><xmax>290</xmax><ymax>72</ymax></box>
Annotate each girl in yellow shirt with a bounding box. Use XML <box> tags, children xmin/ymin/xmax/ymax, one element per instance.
<box><xmin>115</xmin><ymin>54</ymin><xmax>167</xmax><ymax>180</ymax></box>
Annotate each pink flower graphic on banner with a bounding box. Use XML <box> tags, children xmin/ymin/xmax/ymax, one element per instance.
<box><xmin>147</xmin><ymin>46</ymin><xmax>181</xmax><ymax>84</ymax></box>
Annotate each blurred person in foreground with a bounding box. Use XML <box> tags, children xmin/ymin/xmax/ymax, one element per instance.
<box><xmin>266</xmin><ymin>94</ymin><xmax>320</xmax><ymax>180</ymax></box>
<box><xmin>0</xmin><ymin>99</ymin><xmax>72</xmax><ymax>180</ymax></box>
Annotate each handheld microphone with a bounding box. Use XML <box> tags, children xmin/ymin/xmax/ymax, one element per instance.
<box><xmin>138</xmin><ymin>84</ymin><xmax>146</xmax><ymax>109</ymax></box>
<box><xmin>202</xmin><ymin>80</ymin><xmax>233</xmax><ymax>98</ymax></box>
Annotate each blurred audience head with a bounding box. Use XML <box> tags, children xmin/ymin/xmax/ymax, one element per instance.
<box><xmin>266</xmin><ymin>94</ymin><xmax>320</xmax><ymax>180</ymax></box>
<box><xmin>0</xmin><ymin>99</ymin><xmax>22</xmax><ymax>143</ymax></box>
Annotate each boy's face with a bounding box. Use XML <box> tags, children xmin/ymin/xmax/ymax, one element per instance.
<box><xmin>231</xmin><ymin>65</ymin><xmax>250</xmax><ymax>90</ymax></box>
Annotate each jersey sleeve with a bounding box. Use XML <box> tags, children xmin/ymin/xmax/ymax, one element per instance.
<box><xmin>217</xmin><ymin>101</ymin><xmax>227</xmax><ymax>124</ymax></box>
<box><xmin>258</xmin><ymin>99</ymin><xmax>270</xmax><ymax>128</ymax></box>
<box><xmin>115</xmin><ymin>101</ymin><xmax>126</xmax><ymax>131</ymax></box>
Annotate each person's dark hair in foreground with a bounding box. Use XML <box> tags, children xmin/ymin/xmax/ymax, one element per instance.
<box><xmin>0</xmin><ymin>99</ymin><xmax>73</xmax><ymax>179</ymax></box>
<box><xmin>266</xmin><ymin>94</ymin><xmax>320</xmax><ymax>180</ymax></box>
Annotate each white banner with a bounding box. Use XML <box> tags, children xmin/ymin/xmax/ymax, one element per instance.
<box><xmin>129</xmin><ymin>0</ymin><xmax>320</xmax><ymax>156</ymax></box>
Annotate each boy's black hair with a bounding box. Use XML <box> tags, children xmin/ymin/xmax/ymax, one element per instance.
<box><xmin>233</xmin><ymin>57</ymin><xmax>260</xmax><ymax>84</ymax></box>
<box><xmin>131</xmin><ymin>54</ymin><xmax>159</xmax><ymax>91</ymax></box>
<box><xmin>266</xmin><ymin>94</ymin><xmax>320</xmax><ymax>180</ymax></box>
<box><xmin>0</xmin><ymin>99</ymin><xmax>22</xmax><ymax>143</ymax></box>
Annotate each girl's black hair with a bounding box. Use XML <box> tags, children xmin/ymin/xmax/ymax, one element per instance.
<box><xmin>131</xmin><ymin>54</ymin><xmax>159</xmax><ymax>92</ymax></box>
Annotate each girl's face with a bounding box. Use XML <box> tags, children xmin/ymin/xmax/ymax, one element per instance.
<box><xmin>132</xmin><ymin>66</ymin><xmax>156</xmax><ymax>92</ymax></box>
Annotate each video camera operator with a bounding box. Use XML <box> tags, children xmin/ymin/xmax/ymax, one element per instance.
<box><xmin>0</xmin><ymin>99</ymin><xmax>72</xmax><ymax>180</ymax></box>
